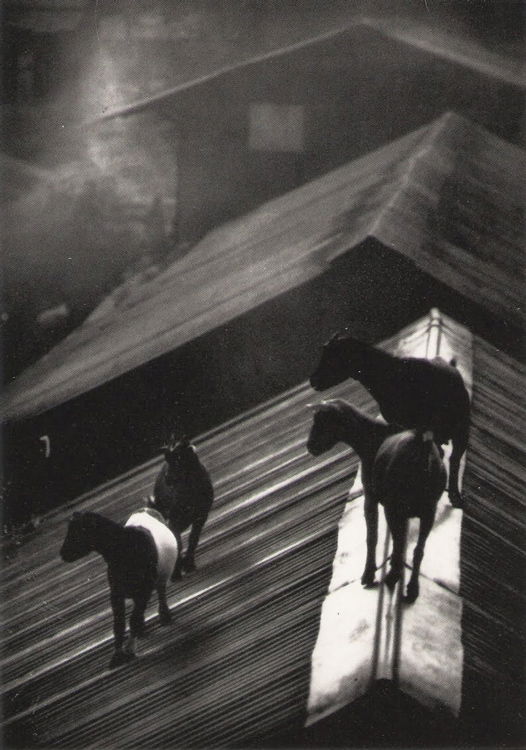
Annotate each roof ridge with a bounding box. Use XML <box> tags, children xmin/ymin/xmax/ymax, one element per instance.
<box><xmin>85</xmin><ymin>16</ymin><xmax>524</xmax><ymax>127</ymax></box>
<box><xmin>369</xmin><ymin>111</ymin><xmax>462</xmax><ymax>241</ymax></box>
<box><xmin>361</xmin><ymin>16</ymin><xmax>526</xmax><ymax>89</ymax></box>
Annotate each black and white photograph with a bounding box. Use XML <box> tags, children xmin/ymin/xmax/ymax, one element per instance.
<box><xmin>1</xmin><ymin>1</ymin><xmax>524</xmax><ymax>748</ymax></box>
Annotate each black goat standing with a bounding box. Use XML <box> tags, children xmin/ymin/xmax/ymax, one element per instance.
<box><xmin>151</xmin><ymin>436</ymin><xmax>214</xmax><ymax>579</ymax></box>
<box><xmin>307</xmin><ymin>399</ymin><xmax>446</xmax><ymax>602</ymax></box>
<box><xmin>372</xmin><ymin>428</ymin><xmax>447</xmax><ymax>601</ymax></box>
<box><xmin>309</xmin><ymin>334</ymin><xmax>470</xmax><ymax>507</ymax></box>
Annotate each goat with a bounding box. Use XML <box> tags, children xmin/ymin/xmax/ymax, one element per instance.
<box><xmin>372</xmin><ymin>429</ymin><xmax>447</xmax><ymax>602</ymax></box>
<box><xmin>307</xmin><ymin>399</ymin><xmax>400</xmax><ymax>588</ymax></box>
<box><xmin>150</xmin><ymin>435</ymin><xmax>213</xmax><ymax>579</ymax></box>
<box><xmin>309</xmin><ymin>334</ymin><xmax>469</xmax><ymax>507</ymax></box>
<box><xmin>307</xmin><ymin>399</ymin><xmax>446</xmax><ymax>601</ymax></box>
<box><xmin>60</xmin><ymin>508</ymin><xmax>178</xmax><ymax>668</ymax></box>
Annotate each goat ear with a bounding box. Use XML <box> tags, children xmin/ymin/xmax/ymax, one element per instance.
<box><xmin>164</xmin><ymin>433</ymin><xmax>177</xmax><ymax>450</ymax></box>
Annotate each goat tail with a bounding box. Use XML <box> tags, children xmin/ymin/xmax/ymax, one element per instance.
<box><xmin>416</xmin><ymin>430</ymin><xmax>440</xmax><ymax>477</ymax></box>
<box><xmin>146</xmin><ymin>494</ymin><xmax>156</xmax><ymax>508</ymax></box>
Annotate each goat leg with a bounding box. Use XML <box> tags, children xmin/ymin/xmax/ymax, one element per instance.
<box><xmin>361</xmin><ymin>497</ymin><xmax>378</xmax><ymax>587</ymax></box>
<box><xmin>130</xmin><ymin>592</ymin><xmax>150</xmax><ymax>639</ymax></box>
<box><xmin>182</xmin><ymin>516</ymin><xmax>207</xmax><ymax>573</ymax></box>
<box><xmin>170</xmin><ymin>529</ymin><xmax>184</xmax><ymax>581</ymax></box>
<box><xmin>383</xmin><ymin>514</ymin><xmax>407</xmax><ymax>591</ymax></box>
<box><xmin>109</xmin><ymin>590</ymin><xmax>134</xmax><ymax>668</ymax></box>
<box><xmin>448</xmin><ymin>425</ymin><xmax>469</xmax><ymax>509</ymax></box>
<box><xmin>157</xmin><ymin>582</ymin><xmax>172</xmax><ymax>625</ymax></box>
<box><xmin>405</xmin><ymin>512</ymin><xmax>435</xmax><ymax>603</ymax></box>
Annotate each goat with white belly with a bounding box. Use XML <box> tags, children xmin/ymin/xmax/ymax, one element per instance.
<box><xmin>60</xmin><ymin>508</ymin><xmax>178</xmax><ymax>668</ymax></box>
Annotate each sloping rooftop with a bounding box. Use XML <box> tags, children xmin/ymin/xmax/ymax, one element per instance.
<box><xmin>2</xmin><ymin>112</ymin><xmax>524</xmax><ymax>423</ymax></box>
<box><xmin>89</xmin><ymin>15</ymin><xmax>525</xmax><ymax>126</ymax></box>
<box><xmin>3</xmin><ymin>310</ymin><xmax>524</xmax><ymax>747</ymax></box>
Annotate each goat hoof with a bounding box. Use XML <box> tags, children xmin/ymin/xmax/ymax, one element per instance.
<box><xmin>404</xmin><ymin>588</ymin><xmax>418</xmax><ymax>604</ymax></box>
<box><xmin>182</xmin><ymin>557</ymin><xmax>196</xmax><ymax>573</ymax></box>
<box><xmin>171</xmin><ymin>569</ymin><xmax>182</xmax><ymax>581</ymax></box>
<box><xmin>109</xmin><ymin>651</ymin><xmax>136</xmax><ymax>669</ymax></box>
<box><xmin>159</xmin><ymin>612</ymin><xmax>172</xmax><ymax>626</ymax></box>
<box><xmin>361</xmin><ymin>571</ymin><xmax>376</xmax><ymax>588</ymax></box>
<box><xmin>383</xmin><ymin>572</ymin><xmax>399</xmax><ymax>591</ymax></box>
<box><xmin>448</xmin><ymin>490</ymin><xmax>464</xmax><ymax>509</ymax></box>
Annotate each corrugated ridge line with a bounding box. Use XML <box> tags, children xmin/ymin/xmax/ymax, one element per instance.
<box><xmin>371</xmin><ymin>115</ymin><xmax>525</xmax><ymax>328</ymax></box>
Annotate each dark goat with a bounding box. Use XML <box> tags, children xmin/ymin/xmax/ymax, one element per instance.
<box><xmin>60</xmin><ymin>508</ymin><xmax>178</xmax><ymax>668</ymax></box>
<box><xmin>151</xmin><ymin>436</ymin><xmax>213</xmax><ymax>579</ymax></box>
<box><xmin>372</xmin><ymin>429</ymin><xmax>446</xmax><ymax>602</ymax></box>
<box><xmin>307</xmin><ymin>399</ymin><xmax>446</xmax><ymax>601</ymax></box>
<box><xmin>309</xmin><ymin>334</ymin><xmax>469</xmax><ymax>507</ymax></box>
<box><xmin>307</xmin><ymin>399</ymin><xmax>400</xmax><ymax>588</ymax></box>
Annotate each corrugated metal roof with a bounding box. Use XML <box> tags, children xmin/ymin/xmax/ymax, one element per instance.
<box><xmin>3</xmin><ymin>310</ymin><xmax>523</xmax><ymax>746</ymax></box>
<box><xmin>2</xmin><ymin>111</ymin><xmax>524</xmax><ymax>423</ymax></box>
<box><xmin>460</xmin><ymin>336</ymin><xmax>526</xmax><ymax>739</ymax></box>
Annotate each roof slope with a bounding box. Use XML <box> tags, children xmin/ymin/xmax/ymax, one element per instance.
<box><xmin>3</xmin><ymin>311</ymin><xmax>524</xmax><ymax>747</ymax></box>
<box><xmin>2</xmin><ymin>111</ymin><xmax>524</xmax><ymax>422</ymax></box>
<box><xmin>90</xmin><ymin>16</ymin><xmax>524</xmax><ymax>125</ymax></box>
<box><xmin>460</xmin><ymin>335</ymin><xmax>526</xmax><ymax>741</ymax></box>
